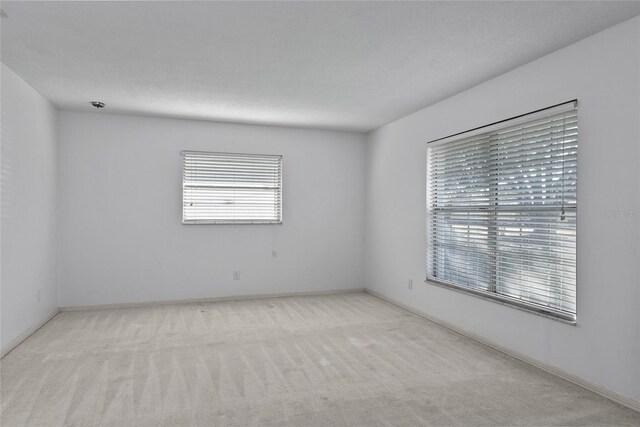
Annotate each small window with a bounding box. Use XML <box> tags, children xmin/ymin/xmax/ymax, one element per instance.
<box><xmin>427</xmin><ymin>101</ymin><xmax>577</xmax><ymax>323</ymax></box>
<box><xmin>182</xmin><ymin>151</ymin><xmax>282</xmax><ymax>224</ymax></box>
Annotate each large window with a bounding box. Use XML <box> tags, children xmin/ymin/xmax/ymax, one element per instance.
<box><xmin>182</xmin><ymin>151</ymin><xmax>282</xmax><ymax>224</ymax></box>
<box><xmin>426</xmin><ymin>101</ymin><xmax>577</xmax><ymax>322</ymax></box>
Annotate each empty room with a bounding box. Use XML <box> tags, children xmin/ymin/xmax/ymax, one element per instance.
<box><xmin>1</xmin><ymin>1</ymin><xmax>640</xmax><ymax>426</ymax></box>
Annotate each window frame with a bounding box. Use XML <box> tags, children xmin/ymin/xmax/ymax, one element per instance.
<box><xmin>181</xmin><ymin>150</ymin><xmax>283</xmax><ymax>225</ymax></box>
<box><xmin>425</xmin><ymin>101</ymin><xmax>578</xmax><ymax>324</ymax></box>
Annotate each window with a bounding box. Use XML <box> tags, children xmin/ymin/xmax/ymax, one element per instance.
<box><xmin>426</xmin><ymin>101</ymin><xmax>577</xmax><ymax>323</ymax></box>
<box><xmin>182</xmin><ymin>151</ymin><xmax>282</xmax><ymax>224</ymax></box>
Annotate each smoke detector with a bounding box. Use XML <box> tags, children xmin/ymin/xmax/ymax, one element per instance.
<box><xmin>91</xmin><ymin>101</ymin><xmax>105</xmax><ymax>109</ymax></box>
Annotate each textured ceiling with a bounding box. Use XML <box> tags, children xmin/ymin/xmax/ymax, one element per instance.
<box><xmin>2</xmin><ymin>1</ymin><xmax>640</xmax><ymax>132</ymax></box>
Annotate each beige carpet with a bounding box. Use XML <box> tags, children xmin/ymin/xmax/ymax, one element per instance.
<box><xmin>1</xmin><ymin>292</ymin><xmax>639</xmax><ymax>426</ymax></box>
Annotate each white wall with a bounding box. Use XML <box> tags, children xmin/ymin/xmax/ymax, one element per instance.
<box><xmin>1</xmin><ymin>64</ymin><xmax>59</xmax><ymax>350</ymax></box>
<box><xmin>58</xmin><ymin>112</ymin><xmax>366</xmax><ymax>307</ymax></box>
<box><xmin>365</xmin><ymin>16</ymin><xmax>640</xmax><ymax>402</ymax></box>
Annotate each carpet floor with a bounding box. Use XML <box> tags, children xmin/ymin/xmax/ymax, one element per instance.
<box><xmin>1</xmin><ymin>292</ymin><xmax>639</xmax><ymax>426</ymax></box>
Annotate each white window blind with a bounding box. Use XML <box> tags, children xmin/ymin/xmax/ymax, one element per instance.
<box><xmin>427</xmin><ymin>102</ymin><xmax>577</xmax><ymax>323</ymax></box>
<box><xmin>182</xmin><ymin>151</ymin><xmax>282</xmax><ymax>224</ymax></box>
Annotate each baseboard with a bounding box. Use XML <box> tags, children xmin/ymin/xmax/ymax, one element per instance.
<box><xmin>364</xmin><ymin>288</ymin><xmax>640</xmax><ymax>413</ymax></box>
<box><xmin>1</xmin><ymin>308</ymin><xmax>60</xmax><ymax>359</ymax></box>
<box><xmin>60</xmin><ymin>288</ymin><xmax>367</xmax><ymax>312</ymax></box>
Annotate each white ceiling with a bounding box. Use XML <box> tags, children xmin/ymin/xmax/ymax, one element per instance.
<box><xmin>2</xmin><ymin>1</ymin><xmax>640</xmax><ymax>132</ymax></box>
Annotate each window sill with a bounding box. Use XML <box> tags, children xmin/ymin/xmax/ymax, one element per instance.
<box><xmin>425</xmin><ymin>278</ymin><xmax>577</xmax><ymax>325</ymax></box>
<box><xmin>182</xmin><ymin>220</ymin><xmax>282</xmax><ymax>225</ymax></box>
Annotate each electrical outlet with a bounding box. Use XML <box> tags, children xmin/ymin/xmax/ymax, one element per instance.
<box><xmin>233</xmin><ymin>271</ymin><xmax>240</xmax><ymax>280</ymax></box>
<box><xmin>408</xmin><ymin>279</ymin><xmax>413</xmax><ymax>290</ymax></box>
<box><xmin>37</xmin><ymin>289</ymin><xmax>41</xmax><ymax>302</ymax></box>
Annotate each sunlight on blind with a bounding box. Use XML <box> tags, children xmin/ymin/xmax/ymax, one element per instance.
<box><xmin>427</xmin><ymin>103</ymin><xmax>577</xmax><ymax>322</ymax></box>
